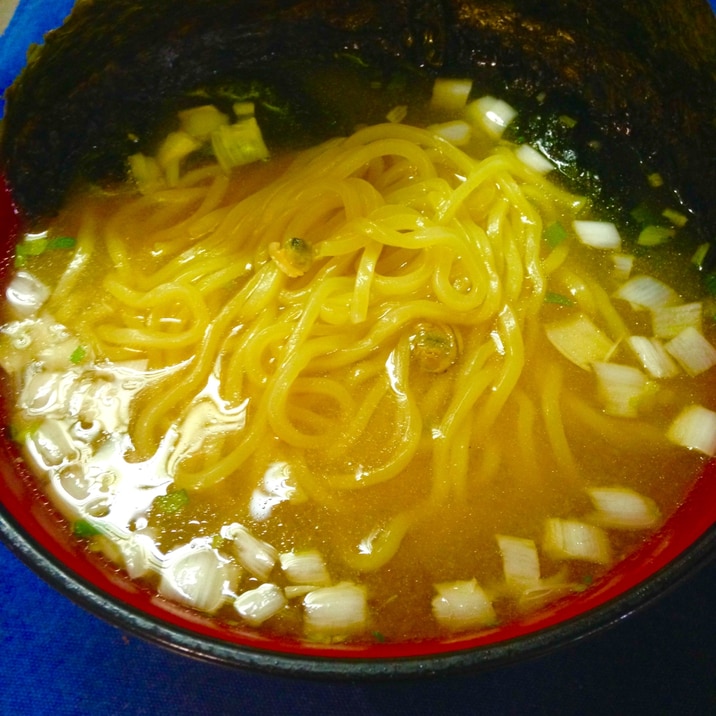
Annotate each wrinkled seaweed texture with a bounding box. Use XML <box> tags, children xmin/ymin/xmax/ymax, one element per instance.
<box><xmin>1</xmin><ymin>0</ymin><xmax>715</xmax><ymax>239</ymax></box>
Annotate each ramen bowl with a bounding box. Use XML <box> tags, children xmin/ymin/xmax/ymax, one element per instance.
<box><xmin>0</xmin><ymin>0</ymin><xmax>715</xmax><ymax>678</ymax></box>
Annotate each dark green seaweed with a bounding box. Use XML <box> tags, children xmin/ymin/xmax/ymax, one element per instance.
<box><xmin>1</xmin><ymin>0</ymin><xmax>715</xmax><ymax>252</ymax></box>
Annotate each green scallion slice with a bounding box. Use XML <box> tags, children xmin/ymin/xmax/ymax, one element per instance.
<box><xmin>154</xmin><ymin>489</ymin><xmax>189</xmax><ymax>515</ymax></box>
<box><xmin>544</xmin><ymin>221</ymin><xmax>568</xmax><ymax>248</ymax></box>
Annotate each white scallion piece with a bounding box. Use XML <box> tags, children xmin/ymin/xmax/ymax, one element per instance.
<box><xmin>610</xmin><ymin>253</ymin><xmax>635</xmax><ymax>282</ymax></box>
<box><xmin>431</xmin><ymin>579</ymin><xmax>496</xmax><ymax>631</ymax></box>
<box><xmin>116</xmin><ymin>533</ymin><xmax>164</xmax><ymax>579</ymax></box>
<box><xmin>517</xmin><ymin>582</ymin><xmax>577</xmax><ymax>613</ymax></box>
<box><xmin>613</xmin><ymin>275</ymin><xmax>681</xmax><ymax>310</ymax></box>
<box><xmin>593</xmin><ymin>362</ymin><xmax>650</xmax><ymax>418</ymax></box>
<box><xmin>496</xmin><ymin>535</ymin><xmax>541</xmax><ymax>586</ymax></box>
<box><xmin>514</xmin><ymin>144</ymin><xmax>555</xmax><ymax>174</ymax></box>
<box><xmin>159</xmin><ymin>541</ymin><xmax>238</xmax><ymax>613</ymax></box>
<box><xmin>429</xmin><ymin>120</ymin><xmax>472</xmax><ymax>146</ymax></box>
<box><xmin>284</xmin><ymin>584</ymin><xmax>318</xmax><ymax>600</ymax></box>
<box><xmin>178</xmin><ymin>104</ymin><xmax>230</xmax><ymax>140</ymax></box>
<box><xmin>211</xmin><ymin>117</ymin><xmax>270</xmax><ymax>172</ymax></box>
<box><xmin>626</xmin><ymin>336</ymin><xmax>680</xmax><ymax>379</ymax></box>
<box><xmin>5</xmin><ymin>271</ymin><xmax>50</xmax><ymax>318</ymax></box>
<box><xmin>464</xmin><ymin>95</ymin><xmax>517</xmax><ymax>138</ymax></box>
<box><xmin>573</xmin><ymin>220</ymin><xmax>622</xmax><ymax>251</ymax></box>
<box><xmin>280</xmin><ymin>549</ymin><xmax>331</xmax><ymax>586</ymax></box>
<box><xmin>129</xmin><ymin>153</ymin><xmax>164</xmax><ymax>194</ymax></box>
<box><xmin>665</xmin><ymin>326</ymin><xmax>716</xmax><ymax>376</ymax></box>
<box><xmin>234</xmin><ymin>583</ymin><xmax>287</xmax><ymax>627</ymax></box>
<box><xmin>221</xmin><ymin>522</ymin><xmax>278</xmax><ymax>581</ymax></box>
<box><xmin>651</xmin><ymin>302</ymin><xmax>702</xmax><ymax>340</ymax></box>
<box><xmin>667</xmin><ymin>404</ymin><xmax>716</xmax><ymax>456</ymax></box>
<box><xmin>545</xmin><ymin>315</ymin><xmax>616</xmax><ymax>370</ymax></box>
<box><xmin>429</xmin><ymin>78</ymin><xmax>473</xmax><ymax>113</ymax></box>
<box><xmin>156</xmin><ymin>130</ymin><xmax>203</xmax><ymax>169</ymax></box>
<box><xmin>587</xmin><ymin>487</ymin><xmax>661</xmax><ymax>530</ymax></box>
<box><xmin>303</xmin><ymin>582</ymin><xmax>367</xmax><ymax>638</ymax></box>
<box><xmin>18</xmin><ymin>369</ymin><xmax>79</xmax><ymax>419</ymax></box>
<box><xmin>543</xmin><ymin>518</ymin><xmax>612</xmax><ymax>565</ymax></box>
<box><xmin>24</xmin><ymin>419</ymin><xmax>78</xmax><ymax>469</ymax></box>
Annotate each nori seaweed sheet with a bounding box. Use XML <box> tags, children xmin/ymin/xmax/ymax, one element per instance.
<box><xmin>1</xmin><ymin>0</ymin><xmax>714</xmax><ymax>246</ymax></box>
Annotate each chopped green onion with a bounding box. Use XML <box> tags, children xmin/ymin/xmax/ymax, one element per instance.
<box><xmin>211</xmin><ymin>534</ymin><xmax>229</xmax><ymax>550</ymax></box>
<box><xmin>73</xmin><ymin>519</ymin><xmax>101</xmax><ymax>538</ymax></box>
<box><xmin>691</xmin><ymin>243</ymin><xmax>711</xmax><ymax>270</ymax></box>
<box><xmin>15</xmin><ymin>236</ymin><xmax>76</xmax><ymax>266</ymax></box>
<box><xmin>543</xmin><ymin>221</ymin><xmax>568</xmax><ymax>248</ymax></box>
<box><xmin>386</xmin><ymin>105</ymin><xmax>408</xmax><ymax>123</ymax></box>
<box><xmin>153</xmin><ymin>488</ymin><xmax>189</xmax><ymax>515</ymax></box>
<box><xmin>630</xmin><ymin>202</ymin><xmax>662</xmax><ymax>225</ymax></box>
<box><xmin>704</xmin><ymin>273</ymin><xmax>716</xmax><ymax>296</ymax></box>
<box><xmin>544</xmin><ymin>291</ymin><xmax>573</xmax><ymax>307</ymax></box>
<box><xmin>410</xmin><ymin>322</ymin><xmax>459</xmax><ymax>373</ymax></box>
<box><xmin>47</xmin><ymin>236</ymin><xmax>77</xmax><ymax>250</ymax></box>
<box><xmin>667</xmin><ymin>404</ymin><xmax>716</xmax><ymax>456</ymax></box>
<box><xmin>269</xmin><ymin>236</ymin><xmax>313</xmax><ymax>277</ymax></box>
<box><xmin>16</xmin><ymin>239</ymin><xmax>49</xmax><ymax>258</ymax></box>
<box><xmin>647</xmin><ymin>172</ymin><xmax>664</xmax><ymax>188</ymax></box>
<box><xmin>637</xmin><ymin>225</ymin><xmax>674</xmax><ymax>247</ymax></box>
<box><xmin>558</xmin><ymin>115</ymin><xmax>577</xmax><ymax>128</ymax></box>
<box><xmin>661</xmin><ymin>208</ymin><xmax>688</xmax><ymax>227</ymax></box>
<box><xmin>69</xmin><ymin>345</ymin><xmax>87</xmax><ymax>364</ymax></box>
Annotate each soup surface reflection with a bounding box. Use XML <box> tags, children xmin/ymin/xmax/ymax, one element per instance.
<box><xmin>1</xmin><ymin>86</ymin><xmax>714</xmax><ymax>643</ymax></box>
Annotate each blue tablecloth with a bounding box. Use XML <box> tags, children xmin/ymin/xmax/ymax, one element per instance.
<box><xmin>1</xmin><ymin>2</ymin><xmax>715</xmax><ymax>713</ymax></box>
<box><xmin>2</xmin><ymin>542</ymin><xmax>715</xmax><ymax>715</ymax></box>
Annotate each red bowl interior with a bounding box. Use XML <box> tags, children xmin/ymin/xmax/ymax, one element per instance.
<box><xmin>0</xmin><ymin>173</ymin><xmax>715</xmax><ymax>675</ymax></box>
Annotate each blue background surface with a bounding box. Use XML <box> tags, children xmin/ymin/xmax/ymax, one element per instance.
<box><xmin>1</xmin><ymin>2</ymin><xmax>715</xmax><ymax>713</ymax></box>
